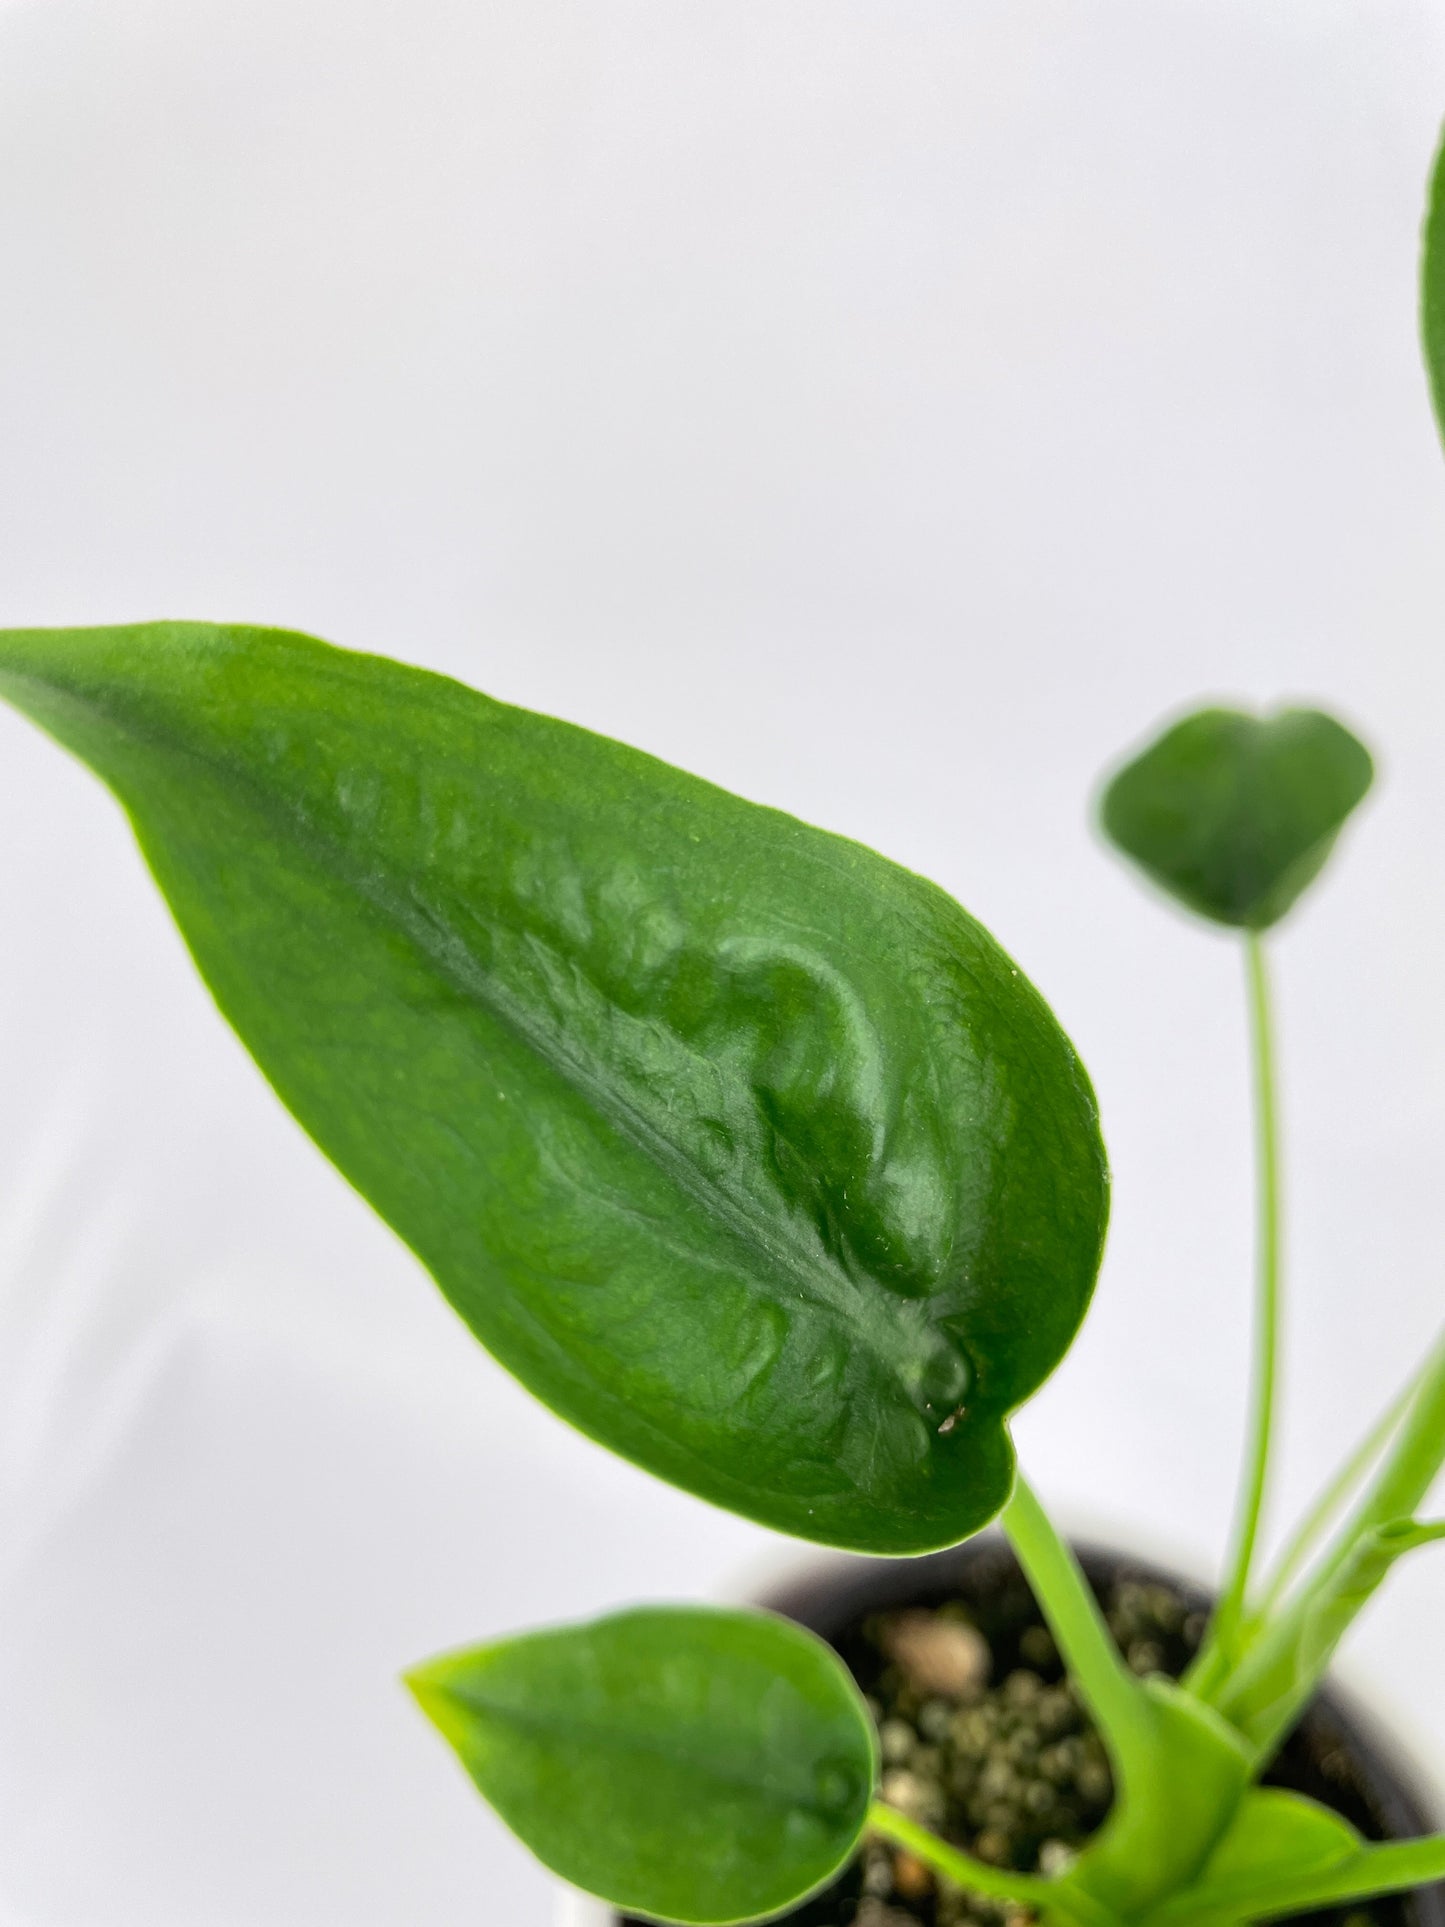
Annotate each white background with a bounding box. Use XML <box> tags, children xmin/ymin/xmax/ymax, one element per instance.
<box><xmin>2</xmin><ymin>1</ymin><xmax>1445</xmax><ymax>1921</ymax></box>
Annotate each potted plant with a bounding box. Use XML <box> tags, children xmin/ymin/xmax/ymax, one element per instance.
<box><xmin>576</xmin><ymin>1533</ymin><xmax>1445</xmax><ymax>1927</ymax></box>
<box><xmin>4</xmin><ymin>616</ymin><xmax>1444</xmax><ymax>1927</ymax></box>
<box><xmin>4</xmin><ymin>89</ymin><xmax>1445</xmax><ymax>1927</ymax></box>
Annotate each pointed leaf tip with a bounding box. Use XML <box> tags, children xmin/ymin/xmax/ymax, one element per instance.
<box><xmin>0</xmin><ymin>620</ymin><xmax>1108</xmax><ymax>1554</ymax></box>
<box><xmin>407</xmin><ymin>1606</ymin><xmax>877</xmax><ymax>1924</ymax></box>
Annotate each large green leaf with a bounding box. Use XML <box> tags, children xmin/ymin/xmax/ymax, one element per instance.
<box><xmin>0</xmin><ymin>622</ymin><xmax>1108</xmax><ymax>1551</ymax></box>
<box><xmin>406</xmin><ymin>1605</ymin><xmax>877</xmax><ymax>1925</ymax></box>
<box><xmin>1099</xmin><ymin>706</ymin><xmax>1372</xmax><ymax>930</ymax></box>
<box><xmin>1420</xmin><ymin>118</ymin><xmax>1445</xmax><ymax>450</ymax></box>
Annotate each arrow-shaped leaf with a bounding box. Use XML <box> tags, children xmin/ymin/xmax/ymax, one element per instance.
<box><xmin>0</xmin><ymin>622</ymin><xmax>1109</xmax><ymax>1551</ymax></box>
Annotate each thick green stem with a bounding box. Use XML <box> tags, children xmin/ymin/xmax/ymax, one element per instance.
<box><xmin>1191</xmin><ymin>933</ymin><xmax>1281</xmax><ymax>1691</ymax></box>
<box><xmin>1001</xmin><ymin>1473</ymin><xmax>1155</xmax><ymax>1779</ymax></box>
<box><xmin>867</xmin><ymin>1802</ymin><xmax>1119</xmax><ymax>1927</ymax></box>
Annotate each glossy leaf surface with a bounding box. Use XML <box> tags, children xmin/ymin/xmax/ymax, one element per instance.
<box><xmin>1100</xmin><ymin>706</ymin><xmax>1372</xmax><ymax>930</ymax></box>
<box><xmin>406</xmin><ymin>1606</ymin><xmax>876</xmax><ymax>1924</ymax></box>
<box><xmin>0</xmin><ymin>623</ymin><xmax>1109</xmax><ymax>1551</ymax></box>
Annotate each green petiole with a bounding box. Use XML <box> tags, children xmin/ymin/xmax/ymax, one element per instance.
<box><xmin>1314</xmin><ymin>1323</ymin><xmax>1445</xmax><ymax>1566</ymax></box>
<box><xmin>866</xmin><ymin>1800</ymin><xmax>1120</xmax><ymax>1927</ymax></box>
<box><xmin>1253</xmin><ymin>1371</ymin><xmax>1418</xmax><ymax>1619</ymax></box>
<box><xmin>1211</xmin><ymin>1329</ymin><xmax>1445</xmax><ymax>1742</ymax></box>
<box><xmin>1001</xmin><ymin>1472</ymin><xmax>1155</xmax><ymax>1782</ymax></box>
<box><xmin>1189</xmin><ymin>932</ymin><xmax>1281</xmax><ymax>1696</ymax></box>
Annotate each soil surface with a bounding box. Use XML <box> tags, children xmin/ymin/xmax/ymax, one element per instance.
<box><xmin>619</xmin><ymin>1547</ymin><xmax>1419</xmax><ymax>1927</ymax></box>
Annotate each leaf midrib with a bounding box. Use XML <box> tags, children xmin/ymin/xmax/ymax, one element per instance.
<box><xmin>445</xmin><ymin>1683</ymin><xmax>862</xmax><ymax>1827</ymax></box>
<box><xmin>41</xmin><ymin>673</ymin><xmax>928</xmax><ymax>1387</ymax></box>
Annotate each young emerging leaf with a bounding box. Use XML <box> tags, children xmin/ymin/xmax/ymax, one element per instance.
<box><xmin>406</xmin><ymin>1606</ymin><xmax>877</xmax><ymax>1925</ymax></box>
<box><xmin>1099</xmin><ymin>707</ymin><xmax>1373</xmax><ymax>930</ymax></box>
<box><xmin>0</xmin><ymin>623</ymin><xmax>1109</xmax><ymax>1553</ymax></box>
<box><xmin>1218</xmin><ymin>1519</ymin><xmax>1445</xmax><ymax>1754</ymax></box>
<box><xmin>1208</xmin><ymin>1331</ymin><xmax>1445</xmax><ymax>1747</ymax></box>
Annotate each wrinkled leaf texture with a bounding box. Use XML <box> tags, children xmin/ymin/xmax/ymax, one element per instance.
<box><xmin>0</xmin><ymin>623</ymin><xmax>1109</xmax><ymax>1552</ymax></box>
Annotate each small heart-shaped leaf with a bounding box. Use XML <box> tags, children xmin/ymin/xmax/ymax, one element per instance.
<box><xmin>406</xmin><ymin>1606</ymin><xmax>877</xmax><ymax>1925</ymax></box>
<box><xmin>1099</xmin><ymin>706</ymin><xmax>1372</xmax><ymax>930</ymax></box>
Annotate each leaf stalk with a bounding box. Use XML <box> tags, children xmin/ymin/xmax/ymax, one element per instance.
<box><xmin>866</xmin><ymin>1802</ymin><xmax>1120</xmax><ymax>1927</ymax></box>
<box><xmin>1001</xmin><ymin>1474</ymin><xmax>1156</xmax><ymax>1782</ymax></box>
<box><xmin>1191</xmin><ymin>932</ymin><xmax>1281</xmax><ymax>1692</ymax></box>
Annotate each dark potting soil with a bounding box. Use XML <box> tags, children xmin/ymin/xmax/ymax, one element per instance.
<box><xmin>619</xmin><ymin>1541</ymin><xmax>1439</xmax><ymax>1927</ymax></box>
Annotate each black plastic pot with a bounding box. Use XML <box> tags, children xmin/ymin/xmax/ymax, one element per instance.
<box><xmin>614</xmin><ymin>1534</ymin><xmax>1445</xmax><ymax>1927</ymax></box>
